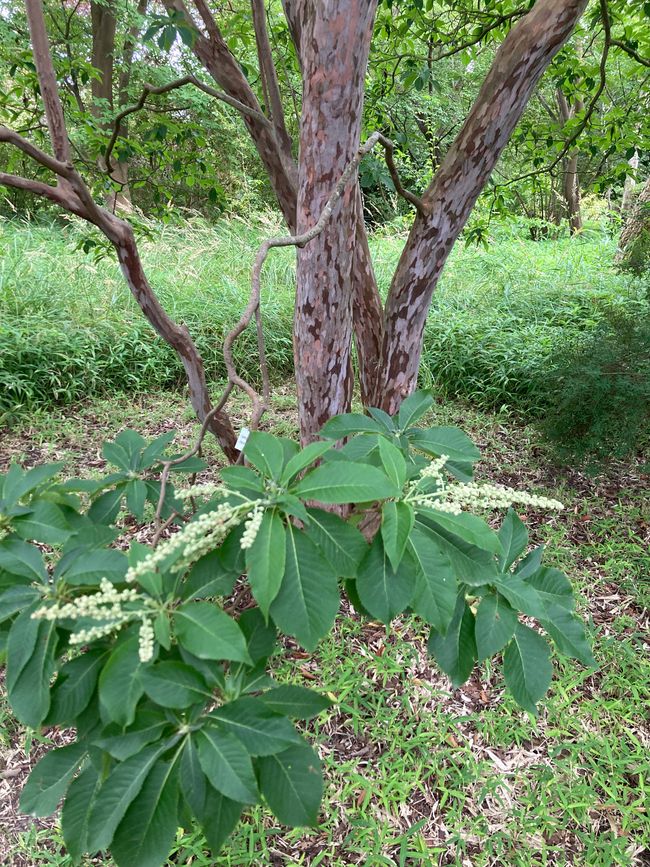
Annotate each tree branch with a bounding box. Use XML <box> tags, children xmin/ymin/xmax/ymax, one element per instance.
<box><xmin>611</xmin><ymin>38</ymin><xmax>650</xmax><ymax>68</ymax></box>
<box><xmin>251</xmin><ymin>0</ymin><xmax>293</xmax><ymax>158</ymax></box>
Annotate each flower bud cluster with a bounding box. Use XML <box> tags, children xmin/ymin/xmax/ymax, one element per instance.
<box><xmin>126</xmin><ymin>501</ymin><xmax>254</xmax><ymax>582</ymax></box>
<box><xmin>32</xmin><ymin>579</ymin><xmax>139</xmax><ymax>622</ymax></box>
<box><xmin>447</xmin><ymin>482</ymin><xmax>564</xmax><ymax>512</ymax></box>
<box><xmin>419</xmin><ymin>454</ymin><xmax>449</xmax><ymax>485</ymax></box>
<box><xmin>138</xmin><ymin>617</ymin><xmax>155</xmax><ymax>663</ymax></box>
<box><xmin>409</xmin><ymin>496</ymin><xmax>463</xmax><ymax>515</ymax></box>
<box><xmin>240</xmin><ymin>505</ymin><xmax>265</xmax><ymax>549</ymax></box>
<box><xmin>177</xmin><ymin>482</ymin><xmax>221</xmax><ymax>500</ymax></box>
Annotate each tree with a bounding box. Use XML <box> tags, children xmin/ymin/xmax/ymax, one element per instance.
<box><xmin>1</xmin><ymin>0</ymin><xmax>590</xmax><ymax>453</ymax></box>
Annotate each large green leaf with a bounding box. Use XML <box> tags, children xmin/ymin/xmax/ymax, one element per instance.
<box><xmin>243</xmin><ymin>431</ymin><xmax>286</xmax><ymax>480</ymax></box>
<box><xmin>174</xmin><ymin>602</ymin><xmax>251</xmax><ymax>664</ymax></box>
<box><xmin>88</xmin><ymin>487</ymin><xmax>124</xmax><ymax>525</ymax></box>
<box><xmin>95</xmin><ymin>709</ymin><xmax>169</xmax><ymax>761</ymax></box>
<box><xmin>503</xmin><ymin>624</ymin><xmax>552</xmax><ymax>716</ymax></box>
<box><xmin>303</xmin><ymin>508</ymin><xmax>367</xmax><ymax>578</ymax></box>
<box><xmin>0</xmin><ymin>538</ymin><xmax>47</xmax><ymax>582</ymax></box>
<box><xmin>408</xmin><ymin>427</ymin><xmax>480</xmax><ymax>463</ymax></box>
<box><xmin>493</xmin><ymin>574</ymin><xmax>546</xmax><ymax>620</ymax></box>
<box><xmin>397</xmin><ymin>390</ymin><xmax>434</xmax><ymax>430</ymax></box>
<box><xmin>417</xmin><ymin>508</ymin><xmax>502</xmax><ymax>555</ymax></box>
<box><xmin>498</xmin><ymin>509</ymin><xmax>528</xmax><ymax>571</ymax></box>
<box><xmin>196</xmin><ymin>725</ymin><xmax>258</xmax><ymax>803</ymax></box>
<box><xmin>356</xmin><ymin>535</ymin><xmax>417</xmax><ymax>623</ymax></box>
<box><xmin>180</xmin><ymin>735</ymin><xmax>207</xmax><ymax>815</ymax></box>
<box><xmin>257</xmin><ymin>742</ymin><xmax>323</xmax><ymax>826</ymax></box>
<box><xmin>245</xmin><ymin>509</ymin><xmax>286</xmax><ymax>617</ymax></box>
<box><xmin>20</xmin><ymin>742</ymin><xmax>87</xmax><ymax>817</ymax></box>
<box><xmin>319</xmin><ymin>413</ymin><xmax>386</xmax><ymax>439</ymax></box>
<box><xmin>414</xmin><ymin>517</ymin><xmax>498</xmax><ymax>585</ymax></box>
<box><xmin>238</xmin><ymin>607</ymin><xmax>277</xmax><ymax>664</ymax></box>
<box><xmin>1</xmin><ymin>462</ymin><xmax>63</xmax><ymax>506</ymax></box>
<box><xmin>55</xmin><ymin>548</ymin><xmax>128</xmax><ymax>586</ymax></box>
<box><xmin>208</xmin><ymin>696</ymin><xmax>300</xmax><ymax>756</ymax></box>
<box><xmin>0</xmin><ymin>585</ymin><xmax>40</xmax><ymax>623</ymax></box>
<box><xmin>61</xmin><ymin>763</ymin><xmax>100</xmax><ymax>865</ymax></box>
<box><xmin>87</xmin><ymin>743</ymin><xmax>167</xmax><ymax>852</ymax></box>
<box><xmin>280</xmin><ymin>441</ymin><xmax>334</xmax><ymax>484</ymax></box>
<box><xmin>141</xmin><ymin>661</ymin><xmax>212</xmax><ymax>709</ymax></box>
<box><xmin>514</xmin><ymin>544</ymin><xmax>545</xmax><ymax>579</ymax></box>
<box><xmin>13</xmin><ymin>500</ymin><xmax>72</xmax><ymax>544</ymax></box>
<box><xmin>475</xmin><ymin>593</ymin><xmax>518</xmax><ymax>660</ymax></box>
<box><xmin>219</xmin><ymin>466</ymin><xmax>264</xmax><ymax>495</ymax></box>
<box><xmin>197</xmin><ymin>784</ymin><xmax>243</xmax><ymax>857</ymax></box>
<box><xmin>381</xmin><ymin>501</ymin><xmax>414</xmax><ymax>571</ymax></box>
<box><xmin>527</xmin><ymin>567</ymin><xmax>574</xmax><ymax>612</ymax></box>
<box><xmin>377</xmin><ymin>437</ymin><xmax>407</xmax><ymax>489</ymax></box>
<box><xmin>6</xmin><ymin>607</ymin><xmax>40</xmax><ymax>690</ymax></box>
<box><xmin>110</xmin><ymin>760</ymin><xmax>179</xmax><ymax>867</ymax></box>
<box><xmin>181</xmin><ymin>551</ymin><xmax>238</xmax><ymax>601</ymax></box>
<box><xmin>7</xmin><ymin>618</ymin><xmax>57</xmax><ymax>727</ymax></box>
<box><xmin>541</xmin><ymin>604</ymin><xmax>595</xmax><ymax>666</ymax></box>
<box><xmin>293</xmin><ymin>462</ymin><xmax>398</xmax><ymax>504</ymax></box>
<box><xmin>46</xmin><ymin>649</ymin><xmax>106</xmax><ymax>725</ymax></box>
<box><xmin>258</xmin><ymin>685</ymin><xmax>333</xmax><ymax>720</ymax></box>
<box><xmin>270</xmin><ymin>525</ymin><xmax>339</xmax><ymax>650</ymax></box>
<box><xmin>428</xmin><ymin>595</ymin><xmax>476</xmax><ymax>687</ymax></box>
<box><xmin>408</xmin><ymin>526</ymin><xmax>457</xmax><ymax>634</ymax></box>
<box><xmin>98</xmin><ymin>636</ymin><xmax>144</xmax><ymax>727</ymax></box>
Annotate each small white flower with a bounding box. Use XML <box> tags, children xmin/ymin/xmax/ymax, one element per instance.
<box><xmin>240</xmin><ymin>505</ymin><xmax>265</xmax><ymax>550</ymax></box>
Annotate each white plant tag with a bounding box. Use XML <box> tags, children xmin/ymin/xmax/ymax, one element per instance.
<box><xmin>235</xmin><ymin>427</ymin><xmax>250</xmax><ymax>451</ymax></box>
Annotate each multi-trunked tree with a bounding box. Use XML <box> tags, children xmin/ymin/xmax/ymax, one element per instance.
<box><xmin>0</xmin><ymin>0</ymin><xmax>598</xmax><ymax>863</ymax></box>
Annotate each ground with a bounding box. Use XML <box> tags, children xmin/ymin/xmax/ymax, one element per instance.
<box><xmin>1</xmin><ymin>387</ymin><xmax>648</xmax><ymax>867</ymax></box>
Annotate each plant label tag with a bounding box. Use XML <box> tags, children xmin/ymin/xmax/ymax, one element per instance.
<box><xmin>235</xmin><ymin>427</ymin><xmax>250</xmax><ymax>451</ymax></box>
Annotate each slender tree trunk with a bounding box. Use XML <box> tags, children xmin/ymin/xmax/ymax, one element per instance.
<box><xmin>291</xmin><ymin>0</ymin><xmax>378</xmax><ymax>442</ymax></box>
<box><xmin>375</xmin><ymin>0</ymin><xmax>589</xmax><ymax>413</ymax></box>
<box><xmin>621</xmin><ymin>150</ymin><xmax>639</xmax><ymax>214</ymax></box>
<box><xmin>616</xmin><ymin>175</ymin><xmax>650</xmax><ymax>263</ymax></box>
<box><xmin>557</xmin><ymin>90</ymin><xmax>583</xmax><ymax>234</ymax></box>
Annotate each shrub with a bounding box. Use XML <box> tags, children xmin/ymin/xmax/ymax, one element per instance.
<box><xmin>0</xmin><ymin>392</ymin><xmax>594</xmax><ymax>866</ymax></box>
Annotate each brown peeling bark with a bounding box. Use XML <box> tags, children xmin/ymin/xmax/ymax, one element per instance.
<box><xmin>376</xmin><ymin>0</ymin><xmax>589</xmax><ymax>413</ymax></box>
<box><xmin>291</xmin><ymin>0</ymin><xmax>378</xmax><ymax>443</ymax></box>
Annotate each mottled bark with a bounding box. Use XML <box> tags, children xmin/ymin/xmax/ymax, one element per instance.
<box><xmin>616</xmin><ymin>175</ymin><xmax>650</xmax><ymax>262</ymax></box>
<box><xmin>557</xmin><ymin>90</ymin><xmax>583</xmax><ymax>235</ymax></box>
<box><xmin>291</xmin><ymin>0</ymin><xmax>378</xmax><ymax>443</ymax></box>
<box><xmin>376</xmin><ymin>0</ymin><xmax>589</xmax><ymax>413</ymax></box>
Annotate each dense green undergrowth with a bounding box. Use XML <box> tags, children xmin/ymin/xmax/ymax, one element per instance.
<box><xmin>1</xmin><ymin>215</ymin><xmax>648</xmax><ymax>457</ymax></box>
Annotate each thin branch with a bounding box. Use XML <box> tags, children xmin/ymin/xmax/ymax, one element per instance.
<box><xmin>0</xmin><ymin>125</ymin><xmax>72</xmax><ymax>176</ymax></box>
<box><xmin>104</xmin><ymin>74</ymin><xmax>271</xmax><ymax>172</ymax></box>
<box><xmin>376</xmin><ymin>133</ymin><xmax>427</xmax><ymax>216</ymax></box>
<box><xmin>611</xmin><ymin>38</ymin><xmax>650</xmax><ymax>68</ymax></box>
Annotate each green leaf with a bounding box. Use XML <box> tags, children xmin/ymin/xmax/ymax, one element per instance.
<box><xmin>304</xmin><ymin>508</ymin><xmax>367</xmax><ymax>578</ymax></box>
<box><xmin>494</xmin><ymin>574</ymin><xmax>546</xmax><ymax>620</ymax></box>
<box><xmin>503</xmin><ymin>624</ymin><xmax>552</xmax><ymax>716</ymax></box>
<box><xmin>141</xmin><ymin>661</ymin><xmax>212</xmax><ymax>708</ymax></box>
<box><xmin>13</xmin><ymin>500</ymin><xmax>71</xmax><ymax>544</ymax></box>
<box><xmin>61</xmin><ymin>763</ymin><xmax>100</xmax><ymax>864</ymax></box>
<box><xmin>197</xmin><ymin>725</ymin><xmax>258</xmax><ymax>803</ymax></box>
<box><xmin>20</xmin><ymin>742</ymin><xmax>86</xmax><ymax>816</ymax></box>
<box><xmin>88</xmin><ymin>487</ymin><xmax>124</xmax><ymax>525</ymax></box>
<box><xmin>541</xmin><ymin>604</ymin><xmax>595</xmax><ymax>666</ymax></box>
<box><xmin>2</xmin><ymin>462</ymin><xmax>63</xmax><ymax>506</ymax></box>
<box><xmin>270</xmin><ymin>525</ymin><xmax>339</xmax><ymax>650</ymax></box>
<box><xmin>417</xmin><ymin>508</ymin><xmax>502</xmax><ymax>555</ymax></box>
<box><xmin>378</xmin><ymin>437</ymin><xmax>407</xmax><ymax>488</ymax></box>
<box><xmin>397</xmin><ymin>390</ymin><xmax>434</xmax><ymax>430</ymax></box>
<box><xmin>0</xmin><ymin>585</ymin><xmax>40</xmax><ymax>623</ymax></box>
<box><xmin>243</xmin><ymin>431</ymin><xmax>286</xmax><ymax>480</ymax></box>
<box><xmin>408</xmin><ymin>427</ymin><xmax>480</xmax><ymax>463</ymax></box>
<box><xmin>126</xmin><ymin>480</ymin><xmax>147</xmax><ymax>520</ymax></box>
<box><xmin>238</xmin><ymin>607</ymin><xmax>276</xmax><ymax>664</ymax></box>
<box><xmin>294</xmin><ymin>461</ymin><xmax>398</xmax><ymax>504</ymax></box>
<box><xmin>381</xmin><ymin>501</ymin><xmax>414</xmax><ymax>571</ymax></box>
<box><xmin>95</xmin><ymin>710</ymin><xmax>169</xmax><ymax>761</ymax></box>
<box><xmin>182</xmin><ymin>551</ymin><xmax>237</xmax><ymax>600</ymax></box>
<box><xmin>98</xmin><ymin>636</ymin><xmax>144</xmax><ymax>727</ymax></box>
<box><xmin>319</xmin><ymin>413</ymin><xmax>386</xmax><ymax>439</ymax></box>
<box><xmin>280</xmin><ymin>441</ymin><xmax>334</xmax><ymax>484</ymax></box>
<box><xmin>0</xmin><ymin>538</ymin><xmax>47</xmax><ymax>582</ymax></box>
<box><xmin>220</xmin><ymin>466</ymin><xmax>264</xmax><ymax>495</ymax></box>
<box><xmin>140</xmin><ymin>431</ymin><xmax>176</xmax><ymax>468</ymax></box>
<box><xmin>514</xmin><ymin>544</ymin><xmax>545</xmax><ymax>579</ymax></box>
<box><xmin>428</xmin><ymin>595</ymin><xmax>476</xmax><ymax>687</ymax></box>
<box><xmin>527</xmin><ymin>567</ymin><xmax>574</xmax><ymax>612</ymax></box>
<box><xmin>475</xmin><ymin>593</ymin><xmax>518</xmax><ymax>660</ymax></box>
<box><xmin>46</xmin><ymin>649</ymin><xmax>106</xmax><ymax>725</ymax></box>
<box><xmin>356</xmin><ymin>535</ymin><xmax>416</xmax><ymax>623</ymax></box>
<box><xmin>258</xmin><ymin>685</ymin><xmax>333</xmax><ymax>720</ymax></box>
<box><xmin>196</xmin><ymin>785</ymin><xmax>242</xmax><ymax>857</ymax></box>
<box><xmin>180</xmin><ymin>735</ymin><xmax>207</xmax><ymax>815</ymax></box>
<box><xmin>245</xmin><ymin>509</ymin><xmax>286</xmax><ymax>617</ymax></box>
<box><xmin>87</xmin><ymin>743</ymin><xmax>167</xmax><ymax>852</ymax></box>
<box><xmin>7</xmin><ymin>618</ymin><xmax>57</xmax><ymax>727</ymax></box>
<box><xmin>257</xmin><ymin>742</ymin><xmax>323</xmax><ymax>826</ymax></box>
<box><xmin>498</xmin><ymin>509</ymin><xmax>528</xmax><ymax>571</ymax></box>
<box><xmin>408</xmin><ymin>526</ymin><xmax>457</xmax><ymax>634</ymax></box>
<box><xmin>110</xmin><ymin>760</ymin><xmax>179</xmax><ymax>867</ymax></box>
<box><xmin>174</xmin><ymin>602</ymin><xmax>251</xmax><ymax>664</ymax></box>
<box><xmin>414</xmin><ymin>517</ymin><xmax>498</xmax><ymax>586</ymax></box>
<box><xmin>208</xmin><ymin>696</ymin><xmax>300</xmax><ymax>755</ymax></box>
<box><xmin>367</xmin><ymin>406</ymin><xmax>396</xmax><ymax>432</ymax></box>
<box><xmin>6</xmin><ymin>608</ymin><xmax>40</xmax><ymax>690</ymax></box>
<box><xmin>55</xmin><ymin>548</ymin><xmax>128</xmax><ymax>586</ymax></box>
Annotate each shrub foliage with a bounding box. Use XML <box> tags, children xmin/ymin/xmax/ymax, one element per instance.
<box><xmin>0</xmin><ymin>392</ymin><xmax>594</xmax><ymax>865</ymax></box>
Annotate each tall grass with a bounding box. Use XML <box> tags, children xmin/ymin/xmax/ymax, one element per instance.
<box><xmin>1</xmin><ymin>214</ymin><xmax>646</xmax><ymax>420</ymax></box>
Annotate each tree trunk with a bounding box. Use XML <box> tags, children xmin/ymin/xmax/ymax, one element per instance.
<box><xmin>291</xmin><ymin>0</ymin><xmax>378</xmax><ymax>442</ymax></box>
<box><xmin>616</xmin><ymin>175</ymin><xmax>650</xmax><ymax>263</ymax></box>
<box><xmin>375</xmin><ymin>0</ymin><xmax>589</xmax><ymax>413</ymax></box>
<box><xmin>556</xmin><ymin>90</ymin><xmax>583</xmax><ymax>234</ymax></box>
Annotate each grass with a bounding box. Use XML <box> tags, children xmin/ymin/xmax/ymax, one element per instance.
<box><xmin>1</xmin><ymin>391</ymin><xmax>648</xmax><ymax>866</ymax></box>
<box><xmin>1</xmin><ymin>214</ymin><xmax>648</xmax><ymax>421</ymax></box>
